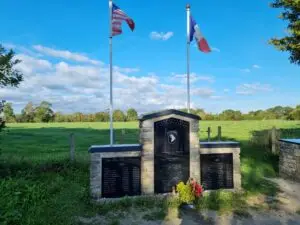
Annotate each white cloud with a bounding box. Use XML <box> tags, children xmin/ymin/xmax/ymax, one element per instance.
<box><xmin>252</xmin><ymin>64</ymin><xmax>261</xmax><ymax>69</ymax></box>
<box><xmin>172</xmin><ymin>72</ymin><xmax>215</xmax><ymax>84</ymax></box>
<box><xmin>1</xmin><ymin>44</ymin><xmax>223</xmax><ymax>114</ymax></box>
<box><xmin>14</xmin><ymin>54</ymin><xmax>52</xmax><ymax>74</ymax></box>
<box><xmin>3</xmin><ymin>43</ymin><xmax>43</xmax><ymax>57</ymax></box>
<box><xmin>150</xmin><ymin>31</ymin><xmax>174</xmax><ymax>41</ymax></box>
<box><xmin>33</xmin><ymin>45</ymin><xmax>102</xmax><ymax>65</ymax></box>
<box><xmin>224</xmin><ymin>89</ymin><xmax>230</xmax><ymax>93</ymax></box>
<box><xmin>211</xmin><ymin>47</ymin><xmax>220</xmax><ymax>52</ymax></box>
<box><xmin>236</xmin><ymin>83</ymin><xmax>273</xmax><ymax>95</ymax></box>
<box><xmin>241</xmin><ymin>68</ymin><xmax>251</xmax><ymax>73</ymax></box>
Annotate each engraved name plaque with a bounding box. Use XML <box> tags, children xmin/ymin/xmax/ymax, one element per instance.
<box><xmin>102</xmin><ymin>157</ymin><xmax>141</xmax><ymax>198</ymax></box>
<box><xmin>201</xmin><ymin>153</ymin><xmax>233</xmax><ymax>190</ymax></box>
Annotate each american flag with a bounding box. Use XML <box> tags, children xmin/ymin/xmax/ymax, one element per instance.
<box><xmin>112</xmin><ymin>3</ymin><xmax>135</xmax><ymax>36</ymax></box>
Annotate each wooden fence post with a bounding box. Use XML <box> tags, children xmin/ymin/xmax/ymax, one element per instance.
<box><xmin>218</xmin><ymin>126</ymin><xmax>221</xmax><ymax>141</ymax></box>
<box><xmin>271</xmin><ymin>126</ymin><xmax>276</xmax><ymax>154</ymax></box>
<box><xmin>70</xmin><ymin>133</ymin><xmax>75</xmax><ymax>162</ymax></box>
<box><xmin>207</xmin><ymin>127</ymin><xmax>211</xmax><ymax>142</ymax></box>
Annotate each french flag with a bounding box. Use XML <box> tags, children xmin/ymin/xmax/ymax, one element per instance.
<box><xmin>189</xmin><ymin>15</ymin><xmax>211</xmax><ymax>53</ymax></box>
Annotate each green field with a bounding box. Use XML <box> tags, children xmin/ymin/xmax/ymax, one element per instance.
<box><xmin>1</xmin><ymin>120</ymin><xmax>300</xmax><ymax>225</ymax></box>
<box><xmin>1</xmin><ymin>120</ymin><xmax>300</xmax><ymax>161</ymax></box>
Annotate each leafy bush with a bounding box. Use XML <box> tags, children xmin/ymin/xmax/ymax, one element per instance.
<box><xmin>0</xmin><ymin>178</ymin><xmax>47</xmax><ymax>225</ymax></box>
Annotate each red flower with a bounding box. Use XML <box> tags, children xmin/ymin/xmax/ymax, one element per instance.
<box><xmin>189</xmin><ymin>179</ymin><xmax>203</xmax><ymax>198</ymax></box>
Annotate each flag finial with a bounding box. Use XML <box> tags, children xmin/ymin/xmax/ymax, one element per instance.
<box><xmin>186</xmin><ymin>4</ymin><xmax>190</xmax><ymax>9</ymax></box>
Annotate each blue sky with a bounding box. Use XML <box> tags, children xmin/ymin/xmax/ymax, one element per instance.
<box><xmin>0</xmin><ymin>0</ymin><xmax>299</xmax><ymax>114</ymax></box>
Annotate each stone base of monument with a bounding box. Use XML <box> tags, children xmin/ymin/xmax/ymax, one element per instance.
<box><xmin>89</xmin><ymin>109</ymin><xmax>242</xmax><ymax>200</ymax></box>
<box><xmin>89</xmin><ymin>144</ymin><xmax>142</xmax><ymax>199</ymax></box>
<box><xmin>279</xmin><ymin>139</ymin><xmax>300</xmax><ymax>182</ymax></box>
<box><xmin>199</xmin><ymin>141</ymin><xmax>242</xmax><ymax>192</ymax></box>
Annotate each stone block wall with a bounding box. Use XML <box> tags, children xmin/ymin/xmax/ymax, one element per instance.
<box><xmin>279</xmin><ymin>141</ymin><xmax>300</xmax><ymax>182</ymax></box>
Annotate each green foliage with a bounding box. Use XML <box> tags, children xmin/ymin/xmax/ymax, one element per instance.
<box><xmin>0</xmin><ymin>100</ymin><xmax>5</xmax><ymax>132</ymax></box>
<box><xmin>196</xmin><ymin>191</ymin><xmax>247</xmax><ymax>214</ymax></box>
<box><xmin>3</xmin><ymin>103</ymin><xmax>300</xmax><ymax>124</ymax></box>
<box><xmin>269</xmin><ymin>0</ymin><xmax>300</xmax><ymax>65</ymax></box>
<box><xmin>176</xmin><ymin>181</ymin><xmax>195</xmax><ymax>204</ymax></box>
<box><xmin>143</xmin><ymin>209</ymin><xmax>166</xmax><ymax>221</ymax></box>
<box><xmin>113</xmin><ymin>109</ymin><xmax>126</xmax><ymax>121</ymax></box>
<box><xmin>3</xmin><ymin>102</ymin><xmax>16</xmax><ymax>122</ymax></box>
<box><xmin>108</xmin><ymin>219</ymin><xmax>120</xmax><ymax>225</ymax></box>
<box><xmin>21</xmin><ymin>102</ymin><xmax>35</xmax><ymax>122</ymax></box>
<box><xmin>126</xmin><ymin>108</ymin><xmax>138</xmax><ymax>121</ymax></box>
<box><xmin>289</xmin><ymin>106</ymin><xmax>300</xmax><ymax>120</ymax></box>
<box><xmin>34</xmin><ymin>101</ymin><xmax>54</xmax><ymax>123</ymax></box>
<box><xmin>0</xmin><ymin>178</ymin><xmax>47</xmax><ymax>225</ymax></box>
<box><xmin>0</xmin><ymin>44</ymin><xmax>23</xmax><ymax>87</ymax></box>
<box><xmin>219</xmin><ymin>109</ymin><xmax>242</xmax><ymax>120</ymax></box>
<box><xmin>95</xmin><ymin>112</ymin><xmax>109</xmax><ymax>122</ymax></box>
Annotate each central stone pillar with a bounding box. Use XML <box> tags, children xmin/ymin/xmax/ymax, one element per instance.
<box><xmin>139</xmin><ymin>109</ymin><xmax>200</xmax><ymax>195</ymax></box>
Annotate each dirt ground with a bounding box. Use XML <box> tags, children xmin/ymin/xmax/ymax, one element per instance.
<box><xmin>79</xmin><ymin>178</ymin><xmax>300</xmax><ymax>225</ymax></box>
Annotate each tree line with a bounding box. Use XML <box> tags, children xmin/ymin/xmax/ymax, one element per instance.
<box><xmin>1</xmin><ymin>101</ymin><xmax>300</xmax><ymax>123</ymax></box>
<box><xmin>2</xmin><ymin>101</ymin><xmax>139</xmax><ymax>123</ymax></box>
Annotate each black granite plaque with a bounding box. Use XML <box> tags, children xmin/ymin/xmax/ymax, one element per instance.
<box><xmin>102</xmin><ymin>157</ymin><xmax>141</xmax><ymax>198</ymax></box>
<box><xmin>154</xmin><ymin>118</ymin><xmax>190</xmax><ymax>193</ymax></box>
<box><xmin>200</xmin><ymin>153</ymin><xmax>233</xmax><ymax>190</ymax></box>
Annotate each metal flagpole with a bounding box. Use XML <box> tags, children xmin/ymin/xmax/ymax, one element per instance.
<box><xmin>186</xmin><ymin>4</ymin><xmax>191</xmax><ymax>113</ymax></box>
<box><xmin>109</xmin><ymin>0</ymin><xmax>114</xmax><ymax>145</ymax></box>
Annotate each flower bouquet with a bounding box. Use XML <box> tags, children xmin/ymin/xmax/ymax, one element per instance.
<box><xmin>175</xmin><ymin>178</ymin><xmax>204</xmax><ymax>209</ymax></box>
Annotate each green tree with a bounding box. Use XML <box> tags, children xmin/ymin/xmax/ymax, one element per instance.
<box><xmin>113</xmin><ymin>109</ymin><xmax>126</xmax><ymax>122</ymax></box>
<box><xmin>219</xmin><ymin>109</ymin><xmax>242</xmax><ymax>120</ymax></box>
<box><xmin>95</xmin><ymin>112</ymin><xmax>109</xmax><ymax>122</ymax></box>
<box><xmin>126</xmin><ymin>108</ymin><xmax>138</xmax><ymax>121</ymax></box>
<box><xmin>54</xmin><ymin>112</ymin><xmax>66</xmax><ymax>122</ymax></box>
<box><xmin>73</xmin><ymin>112</ymin><xmax>84</xmax><ymax>122</ymax></box>
<box><xmin>21</xmin><ymin>102</ymin><xmax>35</xmax><ymax>122</ymax></box>
<box><xmin>269</xmin><ymin>0</ymin><xmax>300</xmax><ymax>65</ymax></box>
<box><xmin>0</xmin><ymin>45</ymin><xmax>23</xmax><ymax>87</ymax></box>
<box><xmin>34</xmin><ymin>101</ymin><xmax>54</xmax><ymax>122</ymax></box>
<box><xmin>289</xmin><ymin>105</ymin><xmax>300</xmax><ymax>120</ymax></box>
<box><xmin>3</xmin><ymin>102</ymin><xmax>16</xmax><ymax>122</ymax></box>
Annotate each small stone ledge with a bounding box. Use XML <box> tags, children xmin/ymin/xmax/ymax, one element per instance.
<box><xmin>200</xmin><ymin>141</ymin><xmax>240</xmax><ymax>148</ymax></box>
<box><xmin>279</xmin><ymin>139</ymin><xmax>300</xmax><ymax>145</ymax></box>
<box><xmin>89</xmin><ymin>144</ymin><xmax>142</xmax><ymax>153</ymax></box>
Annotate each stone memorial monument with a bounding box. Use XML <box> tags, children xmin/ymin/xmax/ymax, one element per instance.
<box><xmin>89</xmin><ymin>109</ymin><xmax>241</xmax><ymax>199</ymax></box>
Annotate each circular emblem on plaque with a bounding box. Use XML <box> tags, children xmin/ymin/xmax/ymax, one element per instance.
<box><xmin>167</xmin><ymin>131</ymin><xmax>177</xmax><ymax>144</ymax></box>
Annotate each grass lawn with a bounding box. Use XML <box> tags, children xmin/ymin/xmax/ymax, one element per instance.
<box><xmin>1</xmin><ymin>120</ymin><xmax>300</xmax><ymax>225</ymax></box>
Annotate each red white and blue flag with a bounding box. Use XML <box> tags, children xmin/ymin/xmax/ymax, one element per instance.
<box><xmin>189</xmin><ymin>15</ymin><xmax>211</xmax><ymax>53</ymax></box>
<box><xmin>111</xmin><ymin>3</ymin><xmax>135</xmax><ymax>36</ymax></box>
